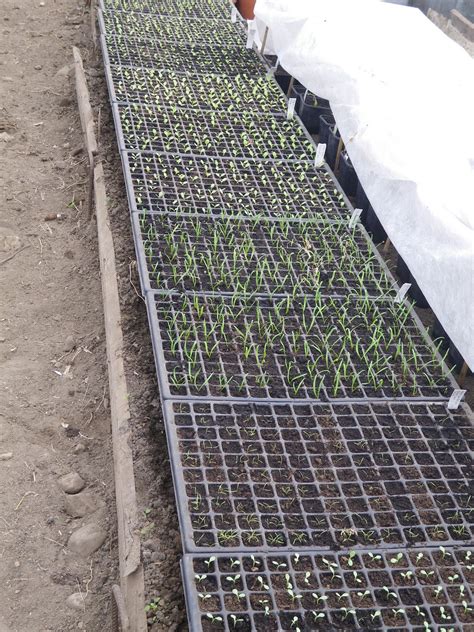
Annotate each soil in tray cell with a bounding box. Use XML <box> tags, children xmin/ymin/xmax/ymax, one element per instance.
<box><xmin>104</xmin><ymin>34</ymin><xmax>265</xmax><ymax>75</ymax></box>
<box><xmin>126</xmin><ymin>152</ymin><xmax>348</xmax><ymax>218</ymax></box>
<box><xmin>184</xmin><ymin>547</ymin><xmax>474</xmax><ymax>631</ymax></box>
<box><xmin>102</xmin><ymin>12</ymin><xmax>245</xmax><ymax>47</ymax></box>
<box><xmin>101</xmin><ymin>0</ymin><xmax>230</xmax><ymax>18</ymax></box>
<box><xmin>109</xmin><ymin>67</ymin><xmax>287</xmax><ymax>113</ymax></box>
<box><xmin>168</xmin><ymin>401</ymin><xmax>473</xmax><ymax>551</ymax></box>
<box><xmin>153</xmin><ymin>294</ymin><xmax>451</xmax><ymax>400</ymax></box>
<box><xmin>118</xmin><ymin>104</ymin><xmax>316</xmax><ymax>161</ymax></box>
<box><xmin>136</xmin><ymin>213</ymin><xmax>394</xmax><ymax>297</ymax></box>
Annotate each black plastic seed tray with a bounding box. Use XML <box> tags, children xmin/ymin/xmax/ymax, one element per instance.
<box><xmin>115</xmin><ymin>102</ymin><xmax>316</xmax><ymax>162</ymax></box>
<box><xmin>100</xmin><ymin>0</ymin><xmax>231</xmax><ymax>19</ymax></box>
<box><xmin>181</xmin><ymin>547</ymin><xmax>474</xmax><ymax>631</ymax></box>
<box><xmin>146</xmin><ymin>292</ymin><xmax>452</xmax><ymax>401</ymax></box>
<box><xmin>165</xmin><ymin>400</ymin><xmax>473</xmax><ymax>552</ymax></box>
<box><xmin>132</xmin><ymin>212</ymin><xmax>395</xmax><ymax>298</ymax></box>
<box><xmin>105</xmin><ymin>67</ymin><xmax>288</xmax><ymax>113</ymax></box>
<box><xmin>123</xmin><ymin>152</ymin><xmax>349</xmax><ymax>219</ymax></box>
<box><xmin>100</xmin><ymin>10</ymin><xmax>246</xmax><ymax>47</ymax></box>
<box><xmin>101</xmin><ymin>32</ymin><xmax>266</xmax><ymax>75</ymax></box>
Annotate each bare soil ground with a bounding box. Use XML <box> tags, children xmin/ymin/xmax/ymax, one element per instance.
<box><xmin>1</xmin><ymin>1</ymin><xmax>186</xmax><ymax>631</ymax></box>
<box><xmin>0</xmin><ymin>0</ymin><xmax>118</xmax><ymax>630</ymax></box>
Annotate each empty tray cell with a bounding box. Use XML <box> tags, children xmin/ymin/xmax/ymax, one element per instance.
<box><xmin>116</xmin><ymin>104</ymin><xmax>316</xmax><ymax>161</ymax></box>
<box><xmin>102</xmin><ymin>33</ymin><xmax>265</xmax><ymax>75</ymax></box>
<box><xmin>100</xmin><ymin>0</ymin><xmax>231</xmax><ymax>18</ymax></box>
<box><xmin>101</xmin><ymin>11</ymin><xmax>246</xmax><ymax>47</ymax></box>
<box><xmin>148</xmin><ymin>293</ymin><xmax>451</xmax><ymax>400</ymax></box>
<box><xmin>106</xmin><ymin>67</ymin><xmax>287</xmax><ymax>113</ymax></box>
<box><xmin>124</xmin><ymin>152</ymin><xmax>348</xmax><ymax>219</ymax></box>
<box><xmin>182</xmin><ymin>547</ymin><xmax>474</xmax><ymax>630</ymax></box>
<box><xmin>133</xmin><ymin>212</ymin><xmax>395</xmax><ymax>297</ymax></box>
<box><xmin>166</xmin><ymin>400</ymin><xmax>473</xmax><ymax>551</ymax></box>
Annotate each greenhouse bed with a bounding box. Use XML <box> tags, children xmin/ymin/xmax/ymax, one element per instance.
<box><xmin>100</xmin><ymin>33</ymin><xmax>266</xmax><ymax>75</ymax></box>
<box><xmin>122</xmin><ymin>152</ymin><xmax>349</xmax><ymax>219</ymax></box>
<box><xmin>131</xmin><ymin>212</ymin><xmax>395</xmax><ymax>297</ymax></box>
<box><xmin>99</xmin><ymin>10</ymin><xmax>246</xmax><ymax>47</ymax></box>
<box><xmin>104</xmin><ymin>67</ymin><xmax>288</xmax><ymax>113</ymax></box>
<box><xmin>114</xmin><ymin>102</ymin><xmax>316</xmax><ymax>161</ymax></box>
<box><xmin>181</xmin><ymin>547</ymin><xmax>474</xmax><ymax>631</ymax></box>
<box><xmin>99</xmin><ymin>0</ymin><xmax>231</xmax><ymax>19</ymax></box>
<box><xmin>146</xmin><ymin>292</ymin><xmax>452</xmax><ymax>401</ymax></box>
<box><xmin>164</xmin><ymin>399</ymin><xmax>473</xmax><ymax>552</ymax></box>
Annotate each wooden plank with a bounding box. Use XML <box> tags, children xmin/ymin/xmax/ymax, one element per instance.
<box><xmin>72</xmin><ymin>46</ymin><xmax>147</xmax><ymax>632</ymax></box>
<box><xmin>90</xmin><ymin>0</ymin><xmax>98</xmax><ymax>51</ymax></box>
<box><xmin>72</xmin><ymin>46</ymin><xmax>98</xmax><ymax>218</ymax></box>
<box><xmin>72</xmin><ymin>46</ymin><xmax>98</xmax><ymax>160</ymax></box>
<box><xmin>94</xmin><ymin>160</ymin><xmax>147</xmax><ymax>632</ymax></box>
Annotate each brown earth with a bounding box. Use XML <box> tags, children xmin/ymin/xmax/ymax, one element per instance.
<box><xmin>1</xmin><ymin>0</ymin><xmax>187</xmax><ymax>630</ymax></box>
<box><xmin>0</xmin><ymin>1</ymin><xmax>119</xmax><ymax>630</ymax></box>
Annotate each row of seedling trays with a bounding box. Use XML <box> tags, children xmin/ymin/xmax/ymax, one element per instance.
<box><xmin>98</xmin><ymin>1</ymin><xmax>473</xmax><ymax>630</ymax></box>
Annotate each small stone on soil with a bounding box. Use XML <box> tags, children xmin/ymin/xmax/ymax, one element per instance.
<box><xmin>66</xmin><ymin>593</ymin><xmax>86</xmax><ymax>611</ymax></box>
<box><xmin>64</xmin><ymin>492</ymin><xmax>104</xmax><ymax>518</ymax></box>
<box><xmin>0</xmin><ymin>452</ymin><xmax>13</xmax><ymax>460</ymax></box>
<box><xmin>58</xmin><ymin>472</ymin><xmax>85</xmax><ymax>494</ymax></box>
<box><xmin>68</xmin><ymin>523</ymin><xmax>107</xmax><ymax>557</ymax></box>
<box><xmin>64</xmin><ymin>334</ymin><xmax>76</xmax><ymax>352</ymax></box>
<box><xmin>55</xmin><ymin>64</ymin><xmax>72</xmax><ymax>78</ymax></box>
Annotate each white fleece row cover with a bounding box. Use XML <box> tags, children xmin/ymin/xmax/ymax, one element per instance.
<box><xmin>254</xmin><ymin>0</ymin><xmax>474</xmax><ymax>369</ymax></box>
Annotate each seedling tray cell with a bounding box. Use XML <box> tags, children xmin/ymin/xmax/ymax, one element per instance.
<box><xmin>116</xmin><ymin>103</ymin><xmax>316</xmax><ymax>162</ymax></box>
<box><xmin>147</xmin><ymin>292</ymin><xmax>451</xmax><ymax>401</ymax></box>
<box><xmin>123</xmin><ymin>152</ymin><xmax>349</xmax><ymax>219</ymax></box>
<box><xmin>133</xmin><ymin>212</ymin><xmax>395</xmax><ymax>297</ymax></box>
<box><xmin>106</xmin><ymin>66</ymin><xmax>288</xmax><ymax>113</ymax></box>
<box><xmin>182</xmin><ymin>547</ymin><xmax>474</xmax><ymax>630</ymax></box>
<box><xmin>100</xmin><ymin>0</ymin><xmax>231</xmax><ymax>19</ymax></box>
<box><xmin>102</xmin><ymin>33</ymin><xmax>265</xmax><ymax>75</ymax></box>
<box><xmin>101</xmin><ymin>11</ymin><xmax>246</xmax><ymax>47</ymax></box>
<box><xmin>164</xmin><ymin>400</ymin><xmax>473</xmax><ymax>552</ymax></box>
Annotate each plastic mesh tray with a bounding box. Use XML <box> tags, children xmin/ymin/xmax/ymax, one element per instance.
<box><xmin>123</xmin><ymin>152</ymin><xmax>349</xmax><ymax>219</ymax></box>
<box><xmin>115</xmin><ymin>103</ymin><xmax>316</xmax><ymax>161</ymax></box>
<box><xmin>147</xmin><ymin>292</ymin><xmax>451</xmax><ymax>401</ymax></box>
<box><xmin>99</xmin><ymin>0</ymin><xmax>231</xmax><ymax>18</ymax></box>
<box><xmin>182</xmin><ymin>547</ymin><xmax>474</xmax><ymax>631</ymax></box>
<box><xmin>165</xmin><ymin>400</ymin><xmax>473</xmax><ymax>552</ymax></box>
<box><xmin>100</xmin><ymin>10</ymin><xmax>246</xmax><ymax>47</ymax></box>
<box><xmin>101</xmin><ymin>32</ymin><xmax>266</xmax><ymax>75</ymax></box>
<box><xmin>132</xmin><ymin>212</ymin><xmax>395</xmax><ymax>297</ymax></box>
<box><xmin>105</xmin><ymin>67</ymin><xmax>288</xmax><ymax>113</ymax></box>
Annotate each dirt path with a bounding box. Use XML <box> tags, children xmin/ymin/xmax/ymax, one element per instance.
<box><xmin>0</xmin><ymin>1</ymin><xmax>117</xmax><ymax>630</ymax></box>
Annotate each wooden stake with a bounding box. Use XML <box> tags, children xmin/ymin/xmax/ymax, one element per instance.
<box><xmin>334</xmin><ymin>137</ymin><xmax>344</xmax><ymax>172</ymax></box>
<box><xmin>260</xmin><ymin>26</ymin><xmax>269</xmax><ymax>55</ymax></box>
<box><xmin>458</xmin><ymin>361</ymin><xmax>469</xmax><ymax>387</ymax></box>
<box><xmin>287</xmin><ymin>76</ymin><xmax>295</xmax><ymax>98</ymax></box>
